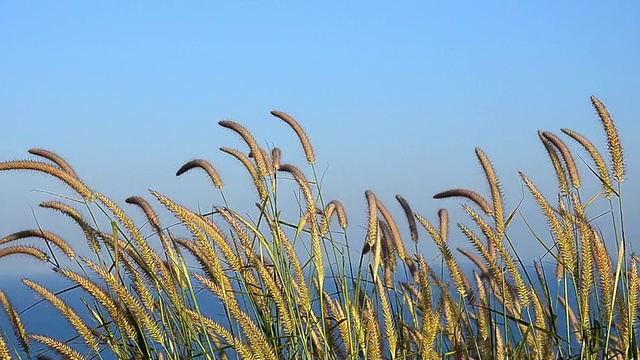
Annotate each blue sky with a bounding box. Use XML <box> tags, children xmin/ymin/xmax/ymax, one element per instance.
<box><xmin>1</xmin><ymin>2</ymin><xmax>639</xmax><ymax>274</ymax></box>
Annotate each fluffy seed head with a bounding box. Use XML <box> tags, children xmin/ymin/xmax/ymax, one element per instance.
<box><xmin>396</xmin><ymin>195</ymin><xmax>418</xmax><ymax>243</ymax></box>
<box><xmin>365</xmin><ymin>190</ymin><xmax>378</xmax><ymax>247</ymax></box>
<box><xmin>0</xmin><ymin>229</ymin><xmax>75</xmax><ymax>259</ymax></box>
<box><xmin>221</xmin><ymin>147</ymin><xmax>267</xmax><ymax>200</ymax></box>
<box><xmin>591</xmin><ymin>96</ymin><xmax>625</xmax><ymax>182</ymax></box>
<box><xmin>28</xmin><ymin>148</ymin><xmax>79</xmax><ymax>179</ymax></box>
<box><xmin>125</xmin><ymin>196</ymin><xmax>163</xmax><ymax>234</ymax></box>
<box><xmin>219</xmin><ymin>120</ymin><xmax>269</xmax><ymax>177</ymax></box>
<box><xmin>538</xmin><ymin>131</ymin><xmax>570</xmax><ymax>196</ymax></box>
<box><xmin>176</xmin><ymin>159</ymin><xmax>223</xmax><ymax>189</ymax></box>
<box><xmin>433</xmin><ymin>188</ymin><xmax>493</xmax><ymax>216</ymax></box>
<box><xmin>270</xmin><ymin>110</ymin><xmax>315</xmax><ymax>164</ymax></box>
<box><xmin>438</xmin><ymin>208</ymin><xmax>449</xmax><ymax>243</ymax></box>
<box><xmin>561</xmin><ymin>128</ymin><xmax>613</xmax><ymax>198</ymax></box>
<box><xmin>541</xmin><ymin>131</ymin><xmax>580</xmax><ymax>189</ymax></box>
<box><xmin>0</xmin><ymin>160</ymin><xmax>93</xmax><ymax>201</ymax></box>
<box><xmin>271</xmin><ymin>147</ymin><xmax>282</xmax><ymax>170</ymax></box>
<box><xmin>475</xmin><ymin>148</ymin><xmax>504</xmax><ymax>238</ymax></box>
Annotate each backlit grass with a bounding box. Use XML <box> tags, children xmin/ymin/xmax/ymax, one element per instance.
<box><xmin>0</xmin><ymin>96</ymin><xmax>636</xmax><ymax>359</ymax></box>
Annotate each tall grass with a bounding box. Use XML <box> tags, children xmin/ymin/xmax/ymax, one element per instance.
<box><xmin>0</xmin><ymin>96</ymin><xmax>636</xmax><ymax>359</ymax></box>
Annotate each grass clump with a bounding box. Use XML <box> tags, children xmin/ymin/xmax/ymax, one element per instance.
<box><xmin>0</xmin><ymin>97</ymin><xmax>637</xmax><ymax>359</ymax></box>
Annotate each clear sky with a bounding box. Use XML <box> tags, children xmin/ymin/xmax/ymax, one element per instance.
<box><xmin>1</xmin><ymin>2</ymin><xmax>639</xmax><ymax>274</ymax></box>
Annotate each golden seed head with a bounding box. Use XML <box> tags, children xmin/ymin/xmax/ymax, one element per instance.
<box><xmin>0</xmin><ymin>160</ymin><xmax>93</xmax><ymax>201</ymax></box>
<box><xmin>323</xmin><ymin>199</ymin><xmax>348</xmax><ymax>230</ymax></box>
<box><xmin>0</xmin><ymin>245</ymin><xmax>49</xmax><ymax>262</ymax></box>
<box><xmin>538</xmin><ymin>131</ymin><xmax>570</xmax><ymax>196</ymax></box>
<box><xmin>221</xmin><ymin>147</ymin><xmax>268</xmax><ymax>200</ymax></box>
<box><xmin>475</xmin><ymin>147</ymin><xmax>504</xmax><ymax>238</ymax></box>
<box><xmin>365</xmin><ymin>190</ymin><xmax>378</xmax><ymax>247</ymax></box>
<box><xmin>0</xmin><ymin>229</ymin><xmax>75</xmax><ymax>259</ymax></box>
<box><xmin>591</xmin><ymin>96</ymin><xmax>625</xmax><ymax>183</ymax></box>
<box><xmin>219</xmin><ymin>120</ymin><xmax>269</xmax><ymax>177</ymax></box>
<box><xmin>375</xmin><ymin>196</ymin><xmax>406</xmax><ymax>260</ymax></box>
<box><xmin>561</xmin><ymin>128</ymin><xmax>613</xmax><ymax>198</ymax></box>
<box><xmin>541</xmin><ymin>131</ymin><xmax>580</xmax><ymax>189</ymax></box>
<box><xmin>279</xmin><ymin>164</ymin><xmax>314</xmax><ymax>216</ymax></box>
<box><xmin>28</xmin><ymin>148</ymin><xmax>79</xmax><ymax>179</ymax></box>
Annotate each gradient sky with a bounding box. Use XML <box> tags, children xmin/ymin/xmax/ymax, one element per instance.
<box><xmin>1</xmin><ymin>2</ymin><xmax>639</xmax><ymax>275</ymax></box>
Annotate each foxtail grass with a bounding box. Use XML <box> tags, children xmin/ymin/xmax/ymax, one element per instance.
<box><xmin>0</xmin><ymin>96</ymin><xmax>636</xmax><ymax>359</ymax></box>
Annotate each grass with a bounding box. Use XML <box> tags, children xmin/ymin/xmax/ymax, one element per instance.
<box><xmin>0</xmin><ymin>96</ymin><xmax>637</xmax><ymax>359</ymax></box>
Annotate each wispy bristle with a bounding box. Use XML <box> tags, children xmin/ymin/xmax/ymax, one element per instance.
<box><xmin>24</xmin><ymin>279</ymin><xmax>99</xmax><ymax>352</ymax></box>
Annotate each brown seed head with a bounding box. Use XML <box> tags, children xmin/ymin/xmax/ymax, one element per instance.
<box><xmin>279</xmin><ymin>164</ymin><xmax>314</xmax><ymax>215</ymax></box>
<box><xmin>326</xmin><ymin>199</ymin><xmax>348</xmax><ymax>229</ymax></box>
<box><xmin>538</xmin><ymin>131</ymin><xmax>570</xmax><ymax>196</ymax></box>
<box><xmin>125</xmin><ymin>196</ymin><xmax>163</xmax><ymax>234</ymax></box>
<box><xmin>396</xmin><ymin>195</ymin><xmax>418</xmax><ymax>243</ymax></box>
<box><xmin>219</xmin><ymin>120</ymin><xmax>269</xmax><ymax>177</ymax></box>
<box><xmin>270</xmin><ymin>110</ymin><xmax>315</xmax><ymax>164</ymax></box>
<box><xmin>433</xmin><ymin>188</ymin><xmax>493</xmax><ymax>216</ymax></box>
<box><xmin>176</xmin><ymin>159</ymin><xmax>223</xmax><ymax>189</ymax></box>
<box><xmin>271</xmin><ymin>147</ymin><xmax>282</xmax><ymax>171</ymax></box>
<box><xmin>28</xmin><ymin>149</ymin><xmax>79</xmax><ymax>179</ymax></box>
<box><xmin>438</xmin><ymin>208</ymin><xmax>449</xmax><ymax>243</ymax></box>
<box><xmin>221</xmin><ymin>148</ymin><xmax>267</xmax><ymax>200</ymax></box>
<box><xmin>541</xmin><ymin>131</ymin><xmax>580</xmax><ymax>189</ymax></box>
